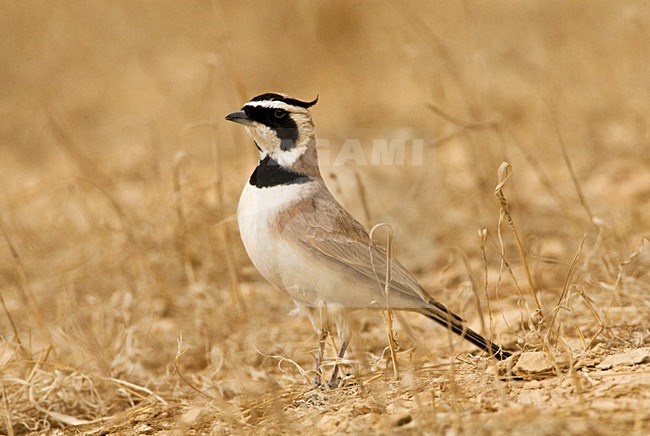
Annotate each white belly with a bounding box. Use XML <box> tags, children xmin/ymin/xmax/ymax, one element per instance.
<box><xmin>237</xmin><ymin>181</ymin><xmax>384</xmax><ymax>309</ymax></box>
<box><xmin>238</xmin><ymin>181</ymin><xmax>319</xmax><ymax>302</ymax></box>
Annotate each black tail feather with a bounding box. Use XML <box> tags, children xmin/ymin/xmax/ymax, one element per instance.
<box><xmin>422</xmin><ymin>303</ymin><xmax>512</xmax><ymax>360</ymax></box>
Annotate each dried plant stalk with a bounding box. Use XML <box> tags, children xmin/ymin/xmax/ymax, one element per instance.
<box><xmin>48</xmin><ymin>114</ymin><xmax>115</xmax><ymax>190</ymax></box>
<box><xmin>478</xmin><ymin>229</ymin><xmax>495</xmax><ymax>338</ymax></box>
<box><xmin>612</xmin><ymin>236</ymin><xmax>649</xmax><ymax>296</ymax></box>
<box><xmin>369</xmin><ymin>223</ymin><xmax>399</xmax><ymax>381</ymax></box>
<box><xmin>210</xmin><ymin>123</ymin><xmax>245</xmax><ymax>312</ymax></box>
<box><xmin>172</xmin><ymin>152</ymin><xmax>197</xmax><ymax>286</ymax></box>
<box><xmin>0</xmin><ymin>220</ymin><xmax>48</xmax><ymax>353</ymax></box>
<box><xmin>551</xmin><ymin>118</ymin><xmax>595</xmax><ymax>224</ymax></box>
<box><xmin>494</xmin><ymin>162</ymin><xmax>543</xmax><ymax>316</ymax></box>
<box><xmin>546</xmin><ymin>233</ymin><xmax>588</xmax><ymax>346</ymax></box>
<box><xmin>174</xmin><ymin>339</ymin><xmax>218</xmax><ymax>401</ymax></box>
<box><xmin>452</xmin><ymin>247</ymin><xmax>486</xmax><ymax>336</ymax></box>
<box><xmin>573</xmin><ymin>286</ymin><xmax>605</xmax><ymax>350</ymax></box>
<box><xmin>349</xmin><ymin>166</ymin><xmax>372</xmax><ymax>229</ymax></box>
<box><xmin>426</xmin><ymin>103</ymin><xmax>499</xmax><ymax>130</ymax></box>
<box><xmin>1</xmin><ymin>377</ymin><xmax>14</xmax><ymax>436</ymax></box>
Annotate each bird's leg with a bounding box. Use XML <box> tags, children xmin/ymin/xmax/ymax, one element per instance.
<box><xmin>327</xmin><ymin>339</ymin><xmax>349</xmax><ymax>388</ymax></box>
<box><xmin>313</xmin><ymin>327</ymin><xmax>329</xmax><ymax>386</ymax></box>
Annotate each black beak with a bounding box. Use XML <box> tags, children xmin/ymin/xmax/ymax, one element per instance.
<box><xmin>225</xmin><ymin>110</ymin><xmax>254</xmax><ymax>126</ymax></box>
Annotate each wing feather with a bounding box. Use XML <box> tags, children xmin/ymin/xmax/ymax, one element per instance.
<box><xmin>275</xmin><ymin>190</ymin><xmax>431</xmax><ymax>307</ymax></box>
<box><xmin>271</xmin><ymin>184</ymin><xmax>508</xmax><ymax>358</ymax></box>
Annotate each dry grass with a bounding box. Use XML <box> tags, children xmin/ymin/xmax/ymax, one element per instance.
<box><xmin>1</xmin><ymin>1</ymin><xmax>649</xmax><ymax>434</ymax></box>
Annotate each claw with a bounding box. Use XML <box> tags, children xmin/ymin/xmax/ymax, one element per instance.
<box><xmin>327</xmin><ymin>376</ymin><xmax>342</xmax><ymax>389</ymax></box>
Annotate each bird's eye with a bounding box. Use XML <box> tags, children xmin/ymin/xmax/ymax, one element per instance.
<box><xmin>274</xmin><ymin>109</ymin><xmax>287</xmax><ymax>119</ymax></box>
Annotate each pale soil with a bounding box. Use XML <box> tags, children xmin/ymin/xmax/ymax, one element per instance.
<box><xmin>1</xmin><ymin>1</ymin><xmax>649</xmax><ymax>435</ymax></box>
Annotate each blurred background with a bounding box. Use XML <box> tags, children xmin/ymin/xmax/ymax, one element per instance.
<box><xmin>0</xmin><ymin>1</ymin><xmax>648</xmax><ymax>433</ymax></box>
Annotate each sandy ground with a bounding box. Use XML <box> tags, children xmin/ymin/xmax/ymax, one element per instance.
<box><xmin>1</xmin><ymin>1</ymin><xmax>649</xmax><ymax>434</ymax></box>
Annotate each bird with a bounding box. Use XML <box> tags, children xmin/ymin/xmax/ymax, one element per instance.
<box><xmin>226</xmin><ymin>92</ymin><xmax>512</xmax><ymax>386</ymax></box>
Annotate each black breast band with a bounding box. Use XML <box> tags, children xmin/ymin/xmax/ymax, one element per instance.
<box><xmin>249</xmin><ymin>155</ymin><xmax>311</xmax><ymax>188</ymax></box>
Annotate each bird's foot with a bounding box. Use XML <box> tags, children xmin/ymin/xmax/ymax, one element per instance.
<box><xmin>327</xmin><ymin>376</ymin><xmax>341</xmax><ymax>389</ymax></box>
<box><xmin>326</xmin><ymin>373</ymin><xmax>352</xmax><ymax>389</ymax></box>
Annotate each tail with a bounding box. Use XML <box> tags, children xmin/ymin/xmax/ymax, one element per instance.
<box><xmin>421</xmin><ymin>300</ymin><xmax>511</xmax><ymax>360</ymax></box>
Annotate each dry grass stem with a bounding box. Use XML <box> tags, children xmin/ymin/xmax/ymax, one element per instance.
<box><xmin>350</xmin><ymin>166</ymin><xmax>372</xmax><ymax>229</ymax></box>
<box><xmin>550</xmin><ymin>114</ymin><xmax>596</xmax><ymax>224</ymax></box>
<box><xmin>478</xmin><ymin>229</ymin><xmax>495</xmax><ymax>340</ymax></box>
<box><xmin>47</xmin><ymin>115</ymin><xmax>115</xmax><ymax>190</ymax></box>
<box><xmin>502</xmin><ymin>127</ymin><xmax>573</xmax><ymax>214</ymax></box>
<box><xmin>172</xmin><ymin>151</ymin><xmax>197</xmax><ymax>285</ymax></box>
<box><xmin>425</xmin><ymin>102</ymin><xmax>499</xmax><ymax>130</ymax></box>
<box><xmin>174</xmin><ymin>341</ymin><xmax>218</xmax><ymax>401</ymax></box>
<box><xmin>546</xmin><ymin>233</ymin><xmax>589</xmax><ymax>346</ymax></box>
<box><xmin>572</xmin><ymin>286</ymin><xmax>605</xmax><ymax>350</ymax></box>
<box><xmin>1</xmin><ymin>3</ymin><xmax>647</xmax><ymax>433</ymax></box>
<box><xmin>0</xmin><ymin>222</ymin><xmax>50</xmax><ymax>352</ymax></box>
<box><xmin>1</xmin><ymin>378</ymin><xmax>14</xmax><ymax>436</ymax></box>
<box><xmin>613</xmin><ymin>236</ymin><xmax>649</xmax><ymax>296</ymax></box>
<box><xmin>494</xmin><ymin>162</ymin><xmax>543</xmax><ymax>316</ymax></box>
<box><xmin>452</xmin><ymin>246</ymin><xmax>487</xmax><ymax>336</ymax></box>
<box><xmin>210</xmin><ymin>122</ymin><xmax>245</xmax><ymax>313</ymax></box>
<box><xmin>369</xmin><ymin>223</ymin><xmax>400</xmax><ymax>381</ymax></box>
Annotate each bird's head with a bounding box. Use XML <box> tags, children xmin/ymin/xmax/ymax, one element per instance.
<box><xmin>226</xmin><ymin>93</ymin><xmax>318</xmax><ymax>166</ymax></box>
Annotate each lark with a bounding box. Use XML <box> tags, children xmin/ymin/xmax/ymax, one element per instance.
<box><xmin>227</xmin><ymin>93</ymin><xmax>511</xmax><ymax>386</ymax></box>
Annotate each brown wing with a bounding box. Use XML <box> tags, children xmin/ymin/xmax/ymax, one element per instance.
<box><xmin>274</xmin><ymin>185</ymin><xmax>510</xmax><ymax>359</ymax></box>
<box><xmin>275</xmin><ymin>187</ymin><xmax>432</xmax><ymax>308</ymax></box>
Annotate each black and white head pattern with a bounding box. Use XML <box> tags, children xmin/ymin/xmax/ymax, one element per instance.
<box><xmin>241</xmin><ymin>93</ymin><xmax>318</xmax><ymax>166</ymax></box>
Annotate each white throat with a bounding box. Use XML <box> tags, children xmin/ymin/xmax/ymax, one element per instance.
<box><xmin>245</xmin><ymin>124</ymin><xmax>313</xmax><ymax>168</ymax></box>
<box><xmin>269</xmin><ymin>145</ymin><xmax>308</xmax><ymax>167</ymax></box>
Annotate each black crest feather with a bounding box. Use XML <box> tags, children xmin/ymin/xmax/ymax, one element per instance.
<box><xmin>249</xmin><ymin>93</ymin><xmax>318</xmax><ymax>109</ymax></box>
